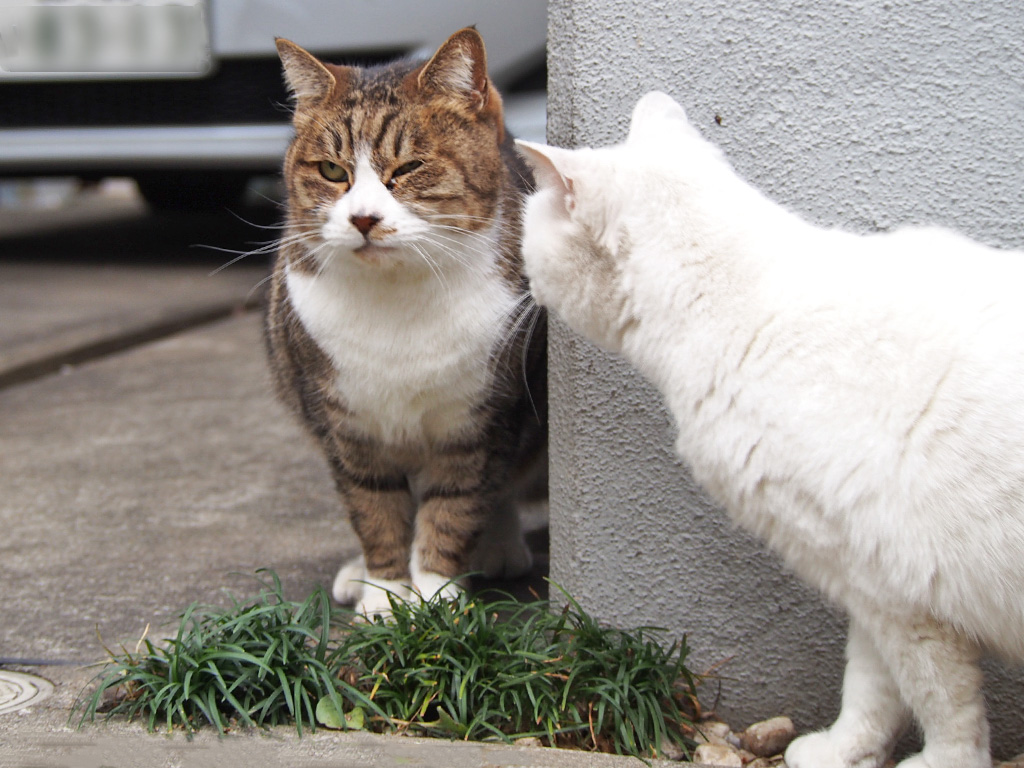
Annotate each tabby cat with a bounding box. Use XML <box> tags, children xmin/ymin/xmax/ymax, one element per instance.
<box><xmin>516</xmin><ymin>91</ymin><xmax>1024</xmax><ymax>768</ymax></box>
<box><xmin>265</xmin><ymin>29</ymin><xmax>545</xmax><ymax>617</ymax></box>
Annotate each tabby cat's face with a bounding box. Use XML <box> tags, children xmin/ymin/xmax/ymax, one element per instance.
<box><xmin>278</xmin><ymin>30</ymin><xmax>508</xmax><ymax>273</ymax></box>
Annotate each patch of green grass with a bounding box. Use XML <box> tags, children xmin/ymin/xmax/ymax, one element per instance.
<box><xmin>73</xmin><ymin>571</ymin><xmax>352</xmax><ymax>735</ymax></box>
<box><xmin>73</xmin><ymin>571</ymin><xmax>699</xmax><ymax>759</ymax></box>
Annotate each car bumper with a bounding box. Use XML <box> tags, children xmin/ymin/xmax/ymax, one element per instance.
<box><xmin>0</xmin><ymin>92</ymin><xmax>545</xmax><ymax>177</ymax></box>
<box><xmin>0</xmin><ymin>124</ymin><xmax>293</xmax><ymax>175</ymax></box>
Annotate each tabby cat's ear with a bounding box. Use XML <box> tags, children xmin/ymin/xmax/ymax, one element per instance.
<box><xmin>516</xmin><ymin>140</ymin><xmax>576</xmax><ymax>215</ymax></box>
<box><xmin>276</xmin><ymin>38</ymin><xmax>341</xmax><ymax>104</ymax></box>
<box><xmin>416</xmin><ymin>28</ymin><xmax>493</xmax><ymax>110</ymax></box>
<box><xmin>627</xmin><ymin>91</ymin><xmax>694</xmax><ymax>146</ymax></box>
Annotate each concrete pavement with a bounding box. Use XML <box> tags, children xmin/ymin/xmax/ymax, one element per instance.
<box><xmin>0</xmin><ymin>188</ymin><xmax>680</xmax><ymax>767</ymax></box>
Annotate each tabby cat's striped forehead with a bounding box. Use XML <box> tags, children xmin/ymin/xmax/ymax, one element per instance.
<box><xmin>292</xmin><ymin>57</ymin><xmax>493</xmax><ymax>167</ymax></box>
<box><xmin>344</xmin><ymin>58</ymin><xmax>419</xmax><ymax>103</ymax></box>
<box><xmin>315</xmin><ymin>62</ymin><xmax>422</xmax><ymax>162</ymax></box>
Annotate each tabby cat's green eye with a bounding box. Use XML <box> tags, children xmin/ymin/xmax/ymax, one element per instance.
<box><xmin>319</xmin><ymin>161</ymin><xmax>348</xmax><ymax>183</ymax></box>
<box><xmin>392</xmin><ymin>160</ymin><xmax>423</xmax><ymax>178</ymax></box>
<box><xmin>387</xmin><ymin>160</ymin><xmax>423</xmax><ymax>189</ymax></box>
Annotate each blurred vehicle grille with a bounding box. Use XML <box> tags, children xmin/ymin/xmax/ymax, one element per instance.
<box><xmin>0</xmin><ymin>51</ymin><xmax>402</xmax><ymax>129</ymax></box>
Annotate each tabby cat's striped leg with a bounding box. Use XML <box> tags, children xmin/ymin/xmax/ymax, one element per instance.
<box><xmin>411</xmin><ymin>489</ymin><xmax>486</xmax><ymax>601</ymax></box>
<box><xmin>333</xmin><ymin>468</ymin><xmax>415</xmax><ymax>617</ymax></box>
<box><xmin>410</xmin><ymin>444</ymin><xmax>501</xmax><ymax>600</ymax></box>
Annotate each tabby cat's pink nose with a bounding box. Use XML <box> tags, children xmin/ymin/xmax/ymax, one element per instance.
<box><xmin>351</xmin><ymin>214</ymin><xmax>381</xmax><ymax>236</ymax></box>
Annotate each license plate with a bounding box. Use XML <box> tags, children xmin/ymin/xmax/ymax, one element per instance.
<box><xmin>0</xmin><ymin>1</ymin><xmax>212</xmax><ymax>80</ymax></box>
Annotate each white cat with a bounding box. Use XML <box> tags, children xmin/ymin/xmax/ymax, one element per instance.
<box><xmin>515</xmin><ymin>91</ymin><xmax>1024</xmax><ymax>768</ymax></box>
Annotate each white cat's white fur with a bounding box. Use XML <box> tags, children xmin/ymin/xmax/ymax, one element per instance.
<box><xmin>517</xmin><ymin>91</ymin><xmax>1024</xmax><ymax>768</ymax></box>
<box><xmin>288</xmin><ymin>153</ymin><xmax>531</xmax><ymax>616</ymax></box>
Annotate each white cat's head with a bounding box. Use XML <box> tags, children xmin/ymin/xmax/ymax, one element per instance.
<box><xmin>516</xmin><ymin>91</ymin><xmax>708</xmax><ymax>352</ymax></box>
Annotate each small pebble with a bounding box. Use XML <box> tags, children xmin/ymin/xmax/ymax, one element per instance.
<box><xmin>694</xmin><ymin>720</ymin><xmax>733</xmax><ymax>746</ymax></box>
<box><xmin>740</xmin><ymin>715</ymin><xmax>797</xmax><ymax>757</ymax></box>
<box><xmin>514</xmin><ymin>736</ymin><xmax>543</xmax><ymax>748</ymax></box>
<box><xmin>658</xmin><ymin>737</ymin><xmax>687</xmax><ymax>761</ymax></box>
<box><xmin>693</xmin><ymin>742</ymin><xmax>743</xmax><ymax>767</ymax></box>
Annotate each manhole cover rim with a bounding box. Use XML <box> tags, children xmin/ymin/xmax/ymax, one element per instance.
<box><xmin>0</xmin><ymin>670</ymin><xmax>54</xmax><ymax>714</ymax></box>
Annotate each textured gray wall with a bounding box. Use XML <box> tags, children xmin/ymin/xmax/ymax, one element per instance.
<box><xmin>545</xmin><ymin>0</ymin><xmax>1024</xmax><ymax>756</ymax></box>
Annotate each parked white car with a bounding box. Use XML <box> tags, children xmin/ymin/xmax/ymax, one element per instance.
<box><xmin>0</xmin><ymin>0</ymin><xmax>546</xmax><ymax>209</ymax></box>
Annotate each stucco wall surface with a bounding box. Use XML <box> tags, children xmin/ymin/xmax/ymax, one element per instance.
<box><xmin>545</xmin><ymin>0</ymin><xmax>1024</xmax><ymax>756</ymax></box>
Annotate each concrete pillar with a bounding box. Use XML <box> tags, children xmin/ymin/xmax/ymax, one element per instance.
<box><xmin>545</xmin><ymin>0</ymin><xmax>1024</xmax><ymax>756</ymax></box>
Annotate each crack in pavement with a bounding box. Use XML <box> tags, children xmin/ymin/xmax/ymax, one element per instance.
<box><xmin>0</xmin><ymin>300</ymin><xmax>262</xmax><ymax>391</ymax></box>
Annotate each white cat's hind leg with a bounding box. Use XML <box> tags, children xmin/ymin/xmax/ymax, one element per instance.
<box><xmin>786</xmin><ymin>620</ymin><xmax>909</xmax><ymax>768</ymax></box>
<box><xmin>470</xmin><ymin>497</ymin><xmax>533</xmax><ymax>579</ymax></box>
<box><xmin>870</xmin><ymin>615</ymin><xmax>990</xmax><ymax>768</ymax></box>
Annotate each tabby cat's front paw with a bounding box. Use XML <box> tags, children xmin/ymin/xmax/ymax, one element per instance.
<box><xmin>355</xmin><ymin>579</ymin><xmax>411</xmax><ymax>620</ymax></box>
<box><xmin>332</xmin><ymin>556</ymin><xmax>412</xmax><ymax>618</ymax></box>
<box><xmin>332</xmin><ymin>554</ymin><xmax>370</xmax><ymax>604</ymax></box>
<box><xmin>411</xmin><ymin>569</ymin><xmax>464</xmax><ymax>603</ymax></box>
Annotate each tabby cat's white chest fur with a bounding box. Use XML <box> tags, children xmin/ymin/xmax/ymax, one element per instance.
<box><xmin>285</xmin><ymin>242</ymin><xmax>517</xmax><ymax>446</ymax></box>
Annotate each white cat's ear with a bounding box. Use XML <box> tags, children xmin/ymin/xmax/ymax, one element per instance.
<box><xmin>516</xmin><ymin>140</ymin><xmax>577</xmax><ymax>214</ymax></box>
<box><xmin>627</xmin><ymin>91</ymin><xmax>693</xmax><ymax>145</ymax></box>
<box><xmin>276</xmin><ymin>38</ymin><xmax>341</xmax><ymax>104</ymax></box>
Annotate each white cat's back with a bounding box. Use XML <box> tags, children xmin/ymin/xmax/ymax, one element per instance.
<box><xmin>516</xmin><ymin>91</ymin><xmax>1024</xmax><ymax>767</ymax></box>
<box><xmin>645</xmin><ymin>214</ymin><xmax>1024</xmax><ymax>656</ymax></box>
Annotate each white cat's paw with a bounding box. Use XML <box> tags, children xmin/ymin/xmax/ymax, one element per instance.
<box><xmin>786</xmin><ymin>732</ymin><xmax>861</xmax><ymax>768</ymax></box>
<box><xmin>895</xmin><ymin>756</ymin><xmax>931</xmax><ymax>768</ymax></box>
<box><xmin>895</xmin><ymin>748</ymin><xmax>990</xmax><ymax>768</ymax></box>
<box><xmin>471</xmin><ymin>530</ymin><xmax>533</xmax><ymax>580</ymax></box>
<box><xmin>355</xmin><ymin>578</ymin><xmax>410</xmax><ymax>620</ymax></box>
<box><xmin>332</xmin><ymin>554</ymin><xmax>367</xmax><ymax>604</ymax></box>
